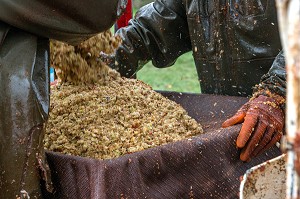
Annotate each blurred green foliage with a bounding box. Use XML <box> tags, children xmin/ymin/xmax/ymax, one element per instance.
<box><xmin>133</xmin><ymin>0</ymin><xmax>154</xmax><ymax>8</ymax></box>
<box><xmin>137</xmin><ymin>52</ymin><xmax>200</xmax><ymax>93</ymax></box>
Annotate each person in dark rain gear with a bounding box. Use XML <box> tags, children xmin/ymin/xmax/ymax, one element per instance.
<box><xmin>0</xmin><ymin>1</ymin><xmax>126</xmax><ymax>198</ymax></box>
<box><xmin>101</xmin><ymin>0</ymin><xmax>286</xmax><ymax>162</ymax></box>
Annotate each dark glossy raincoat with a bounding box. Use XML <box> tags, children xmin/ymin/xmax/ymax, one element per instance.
<box><xmin>0</xmin><ymin>1</ymin><xmax>126</xmax><ymax>198</ymax></box>
<box><xmin>114</xmin><ymin>0</ymin><xmax>286</xmax><ymax>97</ymax></box>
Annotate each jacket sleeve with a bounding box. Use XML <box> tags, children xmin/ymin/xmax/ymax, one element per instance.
<box><xmin>0</xmin><ymin>22</ymin><xmax>9</xmax><ymax>46</ymax></box>
<box><xmin>254</xmin><ymin>51</ymin><xmax>286</xmax><ymax>102</ymax></box>
<box><xmin>0</xmin><ymin>0</ymin><xmax>127</xmax><ymax>45</ymax></box>
<box><xmin>114</xmin><ymin>0</ymin><xmax>191</xmax><ymax>77</ymax></box>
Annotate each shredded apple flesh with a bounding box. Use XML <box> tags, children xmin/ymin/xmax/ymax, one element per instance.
<box><xmin>44</xmin><ymin>31</ymin><xmax>203</xmax><ymax>160</ymax></box>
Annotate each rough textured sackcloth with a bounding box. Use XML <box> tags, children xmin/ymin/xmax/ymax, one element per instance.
<box><xmin>43</xmin><ymin>93</ymin><xmax>281</xmax><ymax>199</ymax></box>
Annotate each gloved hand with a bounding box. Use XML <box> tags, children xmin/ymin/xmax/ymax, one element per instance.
<box><xmin>99</xmin><ymin>51</ymin><xmax>119</xmax><ymax>71</ymax></box>
<box><xmin>99</xmin><ymin>50</ymin><xmax>139</xmax><ymax>78</ymax></box>
<box><xmin>222</xmin><ymin>95</ymin><xmax>284</xmax><ymax>162</ymax></box>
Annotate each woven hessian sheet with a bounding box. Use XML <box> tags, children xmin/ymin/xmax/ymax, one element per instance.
<box><xmin>43</xmin><ymin>93</ymin><xmax>281</xmax><ymax>199</ymax></box>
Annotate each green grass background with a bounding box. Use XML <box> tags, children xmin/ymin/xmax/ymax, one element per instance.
<box><xmin>137</xmin><ymin>52</ymin><xmax>200</xmax><ymax>93</ymax></box>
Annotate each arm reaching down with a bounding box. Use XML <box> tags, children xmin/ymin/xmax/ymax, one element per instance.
<box><xmin>101</xmin><ymin>0</ymin><xmax>192</xmax><ymax>77</ymax></box>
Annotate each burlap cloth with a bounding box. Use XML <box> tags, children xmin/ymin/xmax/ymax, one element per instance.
<box><xmin>43</xmin><ymin>93</ymin><xmax>281</xmax><ymax>199</ymax></box>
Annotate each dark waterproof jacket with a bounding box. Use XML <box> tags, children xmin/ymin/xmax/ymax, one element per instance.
<box><xmin>115</xmin><ymin>0</ymin><xmax>286</xmax><ymax>97</ymax></box>
<box><xmin>0</xmin><ymin>1</ymin><xmax>126</xmax><ymax>198</ymax></box>
<box><xmin>0</xmin><ymin>0</ymin><xmax>127</xmax><ymax>45</ymax></box>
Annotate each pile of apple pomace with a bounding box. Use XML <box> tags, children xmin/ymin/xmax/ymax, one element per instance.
<box><xmin>44</xmin><ymin>30</ymin><xmax>203</xmax><ymax>160</ymax></box>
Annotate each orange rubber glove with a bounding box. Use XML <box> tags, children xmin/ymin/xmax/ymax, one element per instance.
<box><xmin>222</xmin><ymin>95</ymin><xmax>284</xmax><ymax>161</ymax></box>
